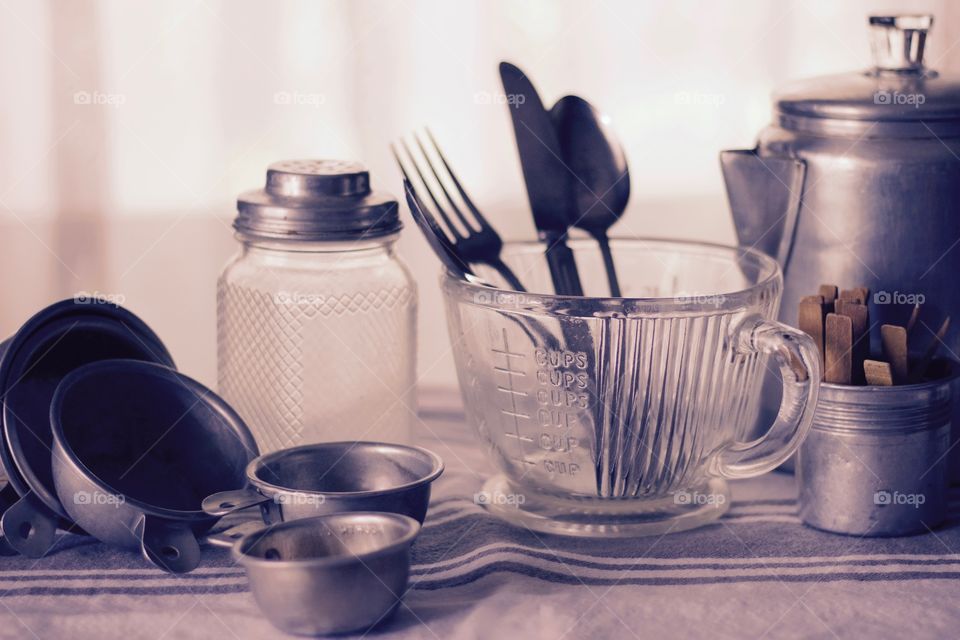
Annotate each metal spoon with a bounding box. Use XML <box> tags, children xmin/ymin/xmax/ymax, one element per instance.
<box><xmin>550</xmin><ymin>95</ymin><xmax>630</xmax><ymax>297</ymax></box>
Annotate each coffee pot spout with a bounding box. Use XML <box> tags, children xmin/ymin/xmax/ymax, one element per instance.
<box><xmin>720</xmin><ymin>148</ymin><xmax>806</xmax><ymax>269</ymax></box>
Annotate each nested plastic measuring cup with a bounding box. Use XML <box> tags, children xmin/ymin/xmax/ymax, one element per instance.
<box><xmin>442</xmin><ymin>238</ymin><xmax>821</xmax><ymax>536</ymax></box>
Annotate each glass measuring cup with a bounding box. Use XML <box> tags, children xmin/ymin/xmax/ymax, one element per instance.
<box><xmin>442</xmin><ymin>238</ymin><xmax>821</xmax><ymax>536</ymax></box>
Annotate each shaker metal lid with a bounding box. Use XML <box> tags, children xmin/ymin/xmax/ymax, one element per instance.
<box><xmin>774</xmin><ymin>15</ymin><xmax>960</xmax><ymax>136</ymax></box>
<box><xmin>235</xmin><ymin>159</ymin><xmax>401</xmax><ymax>241</ymax></box>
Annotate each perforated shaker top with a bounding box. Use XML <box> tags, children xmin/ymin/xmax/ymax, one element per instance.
<box><xmin>234</xmin><ymin>159</ymin><xmax>401</xmax><ymax>241</ymax></box>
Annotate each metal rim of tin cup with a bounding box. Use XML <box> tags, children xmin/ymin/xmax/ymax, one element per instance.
<box><xmin>812</xmin><ymin>358</ymin><xmax>957</xmax><ymax>433</ymax></box>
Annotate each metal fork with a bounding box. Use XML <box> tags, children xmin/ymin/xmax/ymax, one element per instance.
<box><xmin>398</xmin><ymin>177</ymin><xmax>479</xmax><ymax>284</ymax></box>
<box><xmin>393</xmin><ymin>130</ymin><xmax>526</xmax><ymax>292</ymax></box>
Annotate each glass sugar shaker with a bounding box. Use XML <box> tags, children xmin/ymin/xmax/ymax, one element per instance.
<box><xmin>217</xmin><ymin>159</ymin><xmax>417</xmax><ymax>453</ymax></box>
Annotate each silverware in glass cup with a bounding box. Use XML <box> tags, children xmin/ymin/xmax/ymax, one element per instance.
<box><xmin>443</xmin><ymin>238</ymin><xmax>821</xmax><ymax>537</ymax></box>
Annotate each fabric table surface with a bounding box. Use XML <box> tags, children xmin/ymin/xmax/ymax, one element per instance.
<box><xmin>1</xmin><ymin>390</ymin><xmax>959</xmax><ymax>640</ymax></box>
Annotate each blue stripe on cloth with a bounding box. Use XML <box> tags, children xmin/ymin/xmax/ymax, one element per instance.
<box><xmin>2</xmin><ymin>570</ymin><xmax>957</xmax><ymax>597</ymax></box>
<box><xmin>0</xmin><ymin>571</ymin><xmax>245</xmax><ymax>581</ymax></box>
<box><xmin>0</xmin><ymin>584</ymin><xmax>249</xmax><ymax>597</ymax></box>
<box><xmin>408</xmin><ymin>517</ymin><xmax>960</xmax><ymax>564</ymax></box>
<box><xmin>410</xmin><ymin>550</ymin><xmax>960</xmax><ymax>577</ymax></box>
<box><xmin>409</xmin><ymin>562</ymin><xmax>960</xmax><ymax>590</ymax></box>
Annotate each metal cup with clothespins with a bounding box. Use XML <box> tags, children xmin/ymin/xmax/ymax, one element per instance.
<box><xmin>797</xmin><ymin>283</ymin><xmax>957</xmax><ymax>537</ymax></box>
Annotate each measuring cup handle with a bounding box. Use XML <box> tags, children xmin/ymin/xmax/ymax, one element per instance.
<box><xmin>202</xmin><ymin>489</ymin><xmax>268</xmax><ymax>516</ymax></box>
<box><xmin>0</xmin><ymin>493</ymin><xmax>58</xmax><ymax>558</ymax></box>
<box><xmin>713</xmin><ymin>315</ymin><xmax>821</xmax><ymax>479</ymax></box>
<box><xmin>138</xmin><ymin>516</ymin><xmax>201</xmax><ymax>574</ymax></box>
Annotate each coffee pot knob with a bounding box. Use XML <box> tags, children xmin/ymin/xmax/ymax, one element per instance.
<box><xmin>868</xmin><ymin>15</ymin><xmax>933</xmax><ymax>73</ymax></box>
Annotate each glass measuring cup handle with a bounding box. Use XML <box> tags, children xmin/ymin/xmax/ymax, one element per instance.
<box><xmin>712</xmin><ymin>315</ymin><xmax>822</xmax><ymax>479</ymax></box>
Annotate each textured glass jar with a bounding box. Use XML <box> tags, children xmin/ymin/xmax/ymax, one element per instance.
<box><xmin>217</xmin><ymin>160</ymin><xmax>417</xmax><ymax>453</ymax></box>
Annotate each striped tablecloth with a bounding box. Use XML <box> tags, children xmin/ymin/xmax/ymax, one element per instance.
<box><xmin>1</xmin><ymin>391</ymin><xmax>959</xmax><ymax>639</ymax></box>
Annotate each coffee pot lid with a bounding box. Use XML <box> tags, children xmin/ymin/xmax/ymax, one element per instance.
<box><xmin>235</xmin><ymin>160</ymin><xmax>401</xmax><ymax>241</ymax></box>
<box><xmin>773</xmin><ymin>15</ymin><xmax>960</xmax><ymax>136</ymax></box>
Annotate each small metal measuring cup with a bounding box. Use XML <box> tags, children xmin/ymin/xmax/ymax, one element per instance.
<box><xmin>233</xmin><ymin>512</ymin><xmax>419</xmax><ymax>636</ymax></box>
<box><xmin>202</xmin><ymin>442</ymin><xmax>443</xmax><ymax>544</ymax></box>
<box><xmin>798</xmin><ymin>359</ymin><xmax>956</xmax><ymax>536</ymax></box>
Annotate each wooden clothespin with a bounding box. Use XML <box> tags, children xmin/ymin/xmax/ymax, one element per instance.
<box><xmin>825</xmin><ymin>313</ymin><xmax>853</xmax><ymax>384</ymax></box>
<box><xmin>839</xmin><ymin>287</ymin><xmax>869</xmax><ymax>305</ymax></box>
<box><xmin>880</xmin><ymin>324</ymin><xmax>909</xmax><ymax>384</ymax></box>
<box><xmin>864</xmin><ymin>360</ymin><xmax>894</xmax><ymax>386</ymax></box>
<box><xmin>839</xmin><ymin>303</ymin><xmax>869</xmax><ymax>385</ymax></box>
<box><xmin>799</xmin><ymin>295</ymin><xmax>827</xmax><ymax>368</ymax></box>
<box><xmin>818</xmin><ymin>284</ymin><xmax>839</xmax><ymax>314</ymax></box>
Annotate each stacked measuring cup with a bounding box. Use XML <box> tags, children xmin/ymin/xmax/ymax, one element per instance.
<box><xmin>0</xmin><ymin>297</ymin><xmax>445</xmax><ymax>634</ymax></box>
<box><xmin>0</xmin><ymin>298</ymin><xmax>258</xmax><ymax>571</ymax></box>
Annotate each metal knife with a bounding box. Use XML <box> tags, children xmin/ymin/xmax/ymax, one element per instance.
<box><xmin>499</xmin><ymin>61</ymin><xmax>583</xmax><ymax>296</ymax></box>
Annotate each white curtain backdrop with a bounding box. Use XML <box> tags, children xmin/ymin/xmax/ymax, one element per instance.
<box><xmin>1</xmin><ymin>0</ymin><xmax>957</xmax><ymax>388</ymax></box>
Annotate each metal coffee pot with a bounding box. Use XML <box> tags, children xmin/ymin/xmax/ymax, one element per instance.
<box><xmin>722</xmin><ymin>14</ymin><xmax>960</xmax><ymax>346</ymax></box>
<box><xmin>722</xmin><ymin>14</ymin><xmax>960</xmax><ymax>476</ymax></box>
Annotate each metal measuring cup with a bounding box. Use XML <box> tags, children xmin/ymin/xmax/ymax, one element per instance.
<box><xmin>0</xmin><ymin>298</ymin><xmax>175</xmax><ymax>557</ymax></box>
<box><xmin>50</xmin><ymin>360</ymin><xmax>259</xmax><ymax>572</ymax></box>
<box><xmin>201</xmin><ymin>442</ymin><xmax>443</xmax><ymax>545</ymax></box>
<box><xmin>233</xmin><ymin>512</ymin><xmax>419</xmax><ymax>636</ymax></box>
